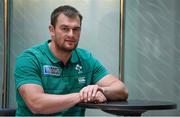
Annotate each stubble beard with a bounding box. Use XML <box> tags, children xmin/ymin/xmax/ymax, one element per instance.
<box><xmin>55</xmin><ymin>40</ymin><xmax>79</xmax><ymax>53</ymax></box>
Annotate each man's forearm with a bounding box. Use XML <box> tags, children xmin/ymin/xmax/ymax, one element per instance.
<box><xmin>101</xmin><ymin>83</ymin><xmax>128</xmax><ymax>101</ymax></box>
<box><xmin>26</xmin><ymin>93</ymin><xmax>81</xmax><ymax>114</ymax></box>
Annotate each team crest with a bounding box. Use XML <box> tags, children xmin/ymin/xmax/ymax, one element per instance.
<box><xmin>75</xmin><ymin>64</ymin><xmax>83</xmax><ymax>74</ymax></box>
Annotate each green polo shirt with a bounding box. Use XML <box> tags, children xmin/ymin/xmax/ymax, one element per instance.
<box><xmin>14</xmin><ymin>40</ymin><xmax>109</xmax><ymax>116</ymax></box>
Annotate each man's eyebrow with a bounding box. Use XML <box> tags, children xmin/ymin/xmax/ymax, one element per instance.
<box><xmin>60</xmin><ymin>25</ymin><xmax>80</xmax><ymax>28</ymax></box>
<box><xmin>60</xmin><ymin>25</ymin><xmax>69</xmax><ymax>27</ymax></box>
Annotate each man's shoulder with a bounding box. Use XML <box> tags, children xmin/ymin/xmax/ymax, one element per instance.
<box><xmin>17</xmin><ymin>41</ymin><xmax>46</xmax><ymax>59</ymax></box>
<box><xmin>75</xmin><ymin>48</ymin><xmax>92</xmax><ymax>59</ymax></box>
<box><xmin>76</xmin><ymin>48</ymin><xmax>91</xmax><ymax>55</ymax></box>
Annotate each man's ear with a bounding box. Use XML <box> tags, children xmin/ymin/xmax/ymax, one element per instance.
<box><xmin>49</xmin><ymin>25</ymin><xmax>55</xmax><ymax>36</ymax></box>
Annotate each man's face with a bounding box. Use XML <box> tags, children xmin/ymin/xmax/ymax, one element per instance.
<box><xmin>50</xmin><ymin>13</ymin><xmax>81</xmax><ymax>52</ymax></box>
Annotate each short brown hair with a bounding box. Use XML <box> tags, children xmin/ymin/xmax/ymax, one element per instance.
<box><xmin>50</xmin><ymin>5</ymin><xmax>83</xmax><ymax>27</ymax></box>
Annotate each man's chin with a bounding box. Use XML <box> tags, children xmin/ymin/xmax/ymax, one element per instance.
<box><xmin>63</xmin><ymin>46</ymin><xmax>77</xmax><ymax>52</ymax></box>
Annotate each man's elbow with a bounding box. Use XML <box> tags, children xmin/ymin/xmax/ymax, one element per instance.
<box><xmin>26</xmin><ymin>99</ymin><xmax>49</xmax><ymax>114</ymax></box>
<box><xmin>28</xmin><ymin>102</ymin><xmax>45</xmax><ymax>114</ymax></box>
<box><xmin>122</xmin><ymin>87</ymin><xmax>128</xmax><ymax>100</ymax></box>
<box><xmin>119</xmin><ymin>86</ymin><xmax>128</xmax><ymax>101</ymax></box>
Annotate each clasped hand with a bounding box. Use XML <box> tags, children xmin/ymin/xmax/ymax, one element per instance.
<box><xmin>79</xmin><ymin>85</ymin><xmax>107</xmax><ymax>103</ymax></box>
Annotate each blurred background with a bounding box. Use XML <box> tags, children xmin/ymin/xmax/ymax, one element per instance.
<box><xmin>0</xmin><ymin>0</ymin><xmax>180</xmax><ymax>116</ymax></box>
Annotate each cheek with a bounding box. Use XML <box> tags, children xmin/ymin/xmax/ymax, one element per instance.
<box><xmin>55</xmin><ymin>31</ymin><xmax>64</xmax><ymax>39</ymax></box>
<box><xmin>75</xmin><ymin>33</ymin><xmax>81</xmax><ymax>39</ymax></box>
<box><xmin>55</xmin><ymin>30</ymin><xmax>62</xmax><ymax>36</ymax></box>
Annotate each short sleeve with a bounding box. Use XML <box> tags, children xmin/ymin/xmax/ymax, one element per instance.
<box><xmin>14</xmin><ymin>52</ymin><xmax>42</xmax><ymax>89</ymax></box>
<box><xmin>91</xmin><ymin>55</ymin><xmax>109</xmax><ymax>84</ymax></box>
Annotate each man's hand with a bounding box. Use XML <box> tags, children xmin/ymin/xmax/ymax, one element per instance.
<box><xmin>79</xmin><ymin>85</ymin><xmax>104</xmax><ymax>102</ymax></box>
<box><xmin>94</xmin><ymin>91</ymin><xmax>107</xmax><ymax>103</ymax></box>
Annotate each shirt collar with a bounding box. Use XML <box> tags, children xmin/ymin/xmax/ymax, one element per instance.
<box><xmin>44</xmin><ymin>40</ymin><xmax>59</xmax><ymax>63</ymax></box>
<box><xmin>44</xmin><ymin>40</ymin><xmax>79</xmax><ymax>64</ymax></box>
<box><xmin>70</xmin><ymin>50</ymin><xmax>79</xmax><ymax>63</ymax></box>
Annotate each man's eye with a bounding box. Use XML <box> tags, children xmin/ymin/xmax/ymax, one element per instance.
<box><xmin>73</xmin><ymin>28</ymin><xmax>81</xmax><ymax>32</ymax></box>
<box><xmin>61</xmin><ymin>27</ymin><xmax>69</xmax><ymax>31</ymax></box>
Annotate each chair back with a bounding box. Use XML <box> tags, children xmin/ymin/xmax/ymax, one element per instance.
<box><xmin>0</xmin><ymin>108</ymin><xmax>16</xmax><ymax>116</ymax></box>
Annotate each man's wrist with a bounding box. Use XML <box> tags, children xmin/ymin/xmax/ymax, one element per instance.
<box><xmin>75</xmin><ymin>93</ymin><xmax>81</xmax><ymax>103</ymax></box>
<box><xmin>100</xmin><ymin>87</ymin><xmax>107</xmax><ymax>94</ymax></box>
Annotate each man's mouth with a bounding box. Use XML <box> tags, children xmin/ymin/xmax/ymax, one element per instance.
<box><xmin>66</xmin><ymin>40</ymin><xmax>75</xmax><ymax>42</ymax></box>
<box><xmin>65</xmin><ymin>39</ymin><xmax>77</xmax><ymax>46</ymax></box>
<box><xmin>65</xmin><ymin>39</ymin><xmax>76</xmax><ymax>43</ymax></box>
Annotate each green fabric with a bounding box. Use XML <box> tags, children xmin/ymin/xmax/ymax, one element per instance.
<box><xmin>14</xmin><ymin>40</ymin><xmax>109</xmax><ymax>116</ymax></box>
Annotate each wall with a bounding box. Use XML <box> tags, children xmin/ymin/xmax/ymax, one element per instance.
<box><xmin>124</xmin><ymin>0</ymin><xmax>180</xmax><ymax>116</ymax></box>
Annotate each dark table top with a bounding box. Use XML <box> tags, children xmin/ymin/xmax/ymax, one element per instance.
<box><xmin>77</xmin><ymin>100</ymin><xmax>177</xmax><ymax>116</ymax></box>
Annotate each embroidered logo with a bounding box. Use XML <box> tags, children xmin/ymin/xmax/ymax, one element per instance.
<box><xmin>43</xmin><ymin>65</ymin><xmax>60</xmax><ymax>76</ymax></box>
<box><xmin>75</xmin><ymin>64</ymin><xmax>83</xmax><ymax>74</ymax></box>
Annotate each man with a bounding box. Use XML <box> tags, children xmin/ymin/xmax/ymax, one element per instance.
<box><xmin>14</xmin><ymin>5</ymin><xmax>128</xmax><ymax>116</ymax></box>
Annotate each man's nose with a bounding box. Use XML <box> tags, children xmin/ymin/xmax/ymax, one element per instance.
<box><xmin>67</xmin><ymin>29</ymin><xmax>73</xmax><ymax>37</ymax></box>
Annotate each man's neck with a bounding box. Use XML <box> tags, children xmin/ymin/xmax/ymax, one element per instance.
<box><xmin>48</xmin><ymin>41</ymin><xmax>72</xmax><ymax>65</ymax></box>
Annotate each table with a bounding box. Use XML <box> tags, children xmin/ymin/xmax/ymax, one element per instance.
<box><xmin>77</xmin><ymin>100</ymin><xmax>177</xmax><ymax>116</ymax></box>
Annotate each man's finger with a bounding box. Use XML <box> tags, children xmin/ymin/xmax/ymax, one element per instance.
<box><xmin>87</xmin><ymin>86</ymin><xmax>94</xmax><ymax>101</ymax></box>
<box><xmin>92</xmin><ymin>85</ymin><xmax>99</xmax><ymax>98</ymax></box>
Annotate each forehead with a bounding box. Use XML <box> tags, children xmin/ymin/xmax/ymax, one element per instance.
<box><xmin>56</xmin><ymin>13</ymin><xmax>81</xmax><ymax>27</ymax></box>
